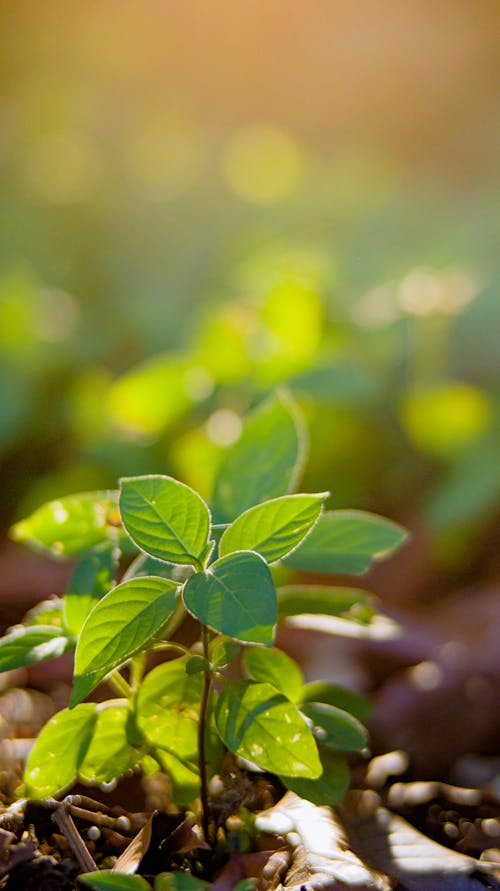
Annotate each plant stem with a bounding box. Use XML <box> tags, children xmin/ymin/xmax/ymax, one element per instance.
<box><xmin>198</xmin><ymin>625</ymin><xmax>212</xmax><ymax>846</ymax></box>
<box><xmin>108</xmin><ymin>670</ymin><xmax>132</xmax><ymax>698</ymax></box>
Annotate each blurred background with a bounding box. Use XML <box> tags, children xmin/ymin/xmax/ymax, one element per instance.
<box><xmin>0</xmin><ymin>0</ymin><xmax>499</xmax><ymax>779</ymax></box>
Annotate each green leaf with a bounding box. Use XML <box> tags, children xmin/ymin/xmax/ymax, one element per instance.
<box><xmin>80</xmin><ymin>872</ymin><xmax>151</xmax><ymax>891</ymax></box>
<box><xmin>183</xmin><ymin>551</ymin><xmax>277</xmax><ymax>645</ymax></box>
<box><xmin>22</xmin><ymin>599</ymin><xmax>64</xmax><ymax>628</ymax></box>
<box><xmin>244</xmin><ymin>646</ymin><xmax>303</xmax><ymax>703</ymax></box>
<box><xmin>123</xmin><ymin>553</ymin><xmax>190</xmax><ymax>584</ymax></box>
<box><xmin>219</xmin><ymin>493</ymin><xmax>327</xmax><ymax>563</ymax></box>
<box><xmin>209</xmin><ymin>637</ymin><xmax>240</xmax><ymax>668</ymax></box>
<box><xmin>277</xmin><ymin>585</ymin><xmax>375</xmax><ymax>622</ymax></box>
<box><xmin>152</xmin><ymin>749</ymin><xmax>201</xmax><ymax>807</ymax></box>
<box><xmin>212</xmin><ymin>393</ymin><xmax>306</xmax><ymax>521</ymax></box>
<box><xmin>155</xmin><ymin>873</ymin><xmax>210</xmax><ymax>891</ymax></box>
<box><xmin>301</xmin><ymin>682</ymin><xmax>372</xmax><ymax>721</ymax></box>
<box><xmin>10</xmin><ymin>491</ymin><xmax>120</xmax><ymax>557</ymax></box>
<box><xmin>281</xmin><ymin>748</ymin><xmax>350</xmax><ymax>806</ymax></box>
<box><xmin>284</xmin><ymin>510</ymin><xmax>408</xmax><ymax>575</ymax></box>
<box><xmin>71</xmin><ymin>577</ymin><xmax>179</xmax><ymax>706</ymax></box>
<box><xmin>119</xmin><ymin>475</ymin><xmax>210</xmax><ymax>567</ymax></box>
<box><xmin>135</xmin><ymin>659</ymin><xmax>202</xmax><ymax>762</ymax></box>
<box><xmin>23</xmin><ymin>704</ymin><xmax>97</xmax><ymax>798</ymax></box>
<box><xmin>301</xmin><ymin>702</ymin><xmax>368</xmax><ymax>752</ymax></box>
<box><xmin>0</xmin><ymin>626</ymin><xmax>71</xmax><ymax>673</ymax></box>
<box><xmin>79</xmin><ymin>706</ymin><xmax>139</xmax><ymax>785</ymax></box>
<box><xmin>215</xmin><ymin>680</ymin><xmax>321</xmax><ymax>778</ymax></box>
<box><xmin>64</xmin><ymin>547</ymin><xmax>118</xmax><ymax>635</ymax></box>
<box><xmin>185</xmin><ymin>655</ymin><xmax>211</xmax><ymax>675</ymax></box>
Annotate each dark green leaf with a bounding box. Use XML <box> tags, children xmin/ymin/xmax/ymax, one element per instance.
<box><xmin>281</xmin><ymin>748</ymin><xmax>350</xmax><ymax>806</ymax></box>
<box><xmin>212</xmin><ymin>393</ymin><xmax>306</xmax><ymax>521</ymax></box>
<box><xmin>155</xmin><ymin>872</ymin><xmax>209</xmax><ymax>891</ymax></box>
<box><xmin>277</xmin><ymin>585</ymin><xmax>376</xmax><ymax>622</ymax></box>
<box><xmin>244</xmin><ymin>646</ymin><xmax>303</xmax><ymax>702</ymax></box>
<box><xmin>80</xmin><ymin>872</ymin><xmax>150</xmax><ymax>891</ymax></box>
<box><xmin>120</xmin><ymin>475</ymin><xmax>210</xmax><ymax>567</ymax></box>
<box><xmin>301</xmin><ymin>682</ymin><xmax>372</xmax><ymax>721</ymax></box>
<box><xmin>183</xmin><ymin>551</ymin><xmax>276</xmax><ymax>645</ymax></box>
<box><xmin>284</xmin><ymin>510</ymin><xmax>408</xmax><ymax>575</ymax></box>
<box><xmin>185</xmin><ymin>655</ymin><xmax>211</xmax><ymax>675</ymax></box>
<box><xmin>64</xmin><ymin>547</ymin><xmax>118</xmax><ymax>635</ymax></box>
<box><xmin>215</xmin><ymin>680</ymin><xmax>321</xmax><ymax>778</ymax></box>
<box><xmin>10</xmin><ymin>491</ymin><xmax>121</xmax><ymax>557</ymax></box>
<box><xmin>23</xmin><ymin>704</ymin><xmax>97</xmax><ymax>798</ymax></box>
<box><xmin>301</xmin><ymin>702</ymin><xmax>368</xmax><ymax>752</ymax></box>
<box><xmin>0</xmin><ymin>626</ymin><xmax>70</xmax><ymax>673</ymax></box>
<box><xmin>219</xmin><ymin>493</ymin><xmax>327</xmax><ymax>563</ymax></box>
<box><xmin>71</xmin><ymin>577</ymin><xmax>179</xmax><ymax>706</ymax></box>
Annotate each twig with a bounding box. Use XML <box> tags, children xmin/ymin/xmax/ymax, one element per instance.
<box><xmin>52</xmin><ymin>802</ymin><xmax>98</xmax><ymax>873</ymax></box>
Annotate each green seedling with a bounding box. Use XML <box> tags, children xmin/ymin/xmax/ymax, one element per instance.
<box><xmin>5</xmin><ymin>392</ymin><xmax>408</xmax><ymax>848</ymax></box>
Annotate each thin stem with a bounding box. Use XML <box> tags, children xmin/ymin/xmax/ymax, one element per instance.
<box><xmin>131</xmin><ymin>653</ymin><xmax>146</xmax><ymax>693</ymax></box>
<box><xmin>151</xmin><ymin>641</ymin><xmax>190</xmax><ymax>657</ymax></box>
<box><xmin>198</xmin><ymin>625</ymin><xmax>212</xmax><ymax>846</ymax></box>
<box><xmin>108</xmin><ymin>670</ymin><xmax>132</xmax><ymax>698</ymax></box>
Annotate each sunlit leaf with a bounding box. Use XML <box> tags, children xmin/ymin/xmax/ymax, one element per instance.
<box><xmin>301</xmin><ymin>702</ymin><xmax>368</xmax><ymax>752</ymax></box>
<box><xmin>10</xmin><ymin>491</ymin><xmax>121</xmax><ymax>557</ymax></box>
<box><xmin>215</xmin><ymin>680</ymin><xmax>321</xmax><ymax>778</ymax></box>
<box><xmin>120</xmin><ymin>475</ymin><xmax>210</xmax><ymax>567</ymax></box>
<box><xmin>219</xmin><ymin>493</ymin><xmax>327</xmax><ymax>563</ymax></box>
<box><xmin>22</xmin><ymin>599</ymin><xmax>64</xmax><ymax>629</ymax></box>
<box><xmin>71</xmin><ymin>577</ymin><xmax>179</xmax><ymax>706</ymax></box>
<box><xmin>400</xmin><ymin>382</ymin><xmax>492</xmax><ymax>457</ymax></box>
<box><xmin>64</xmin><ymin>546</ymin><xmax>118</xmax><ymax>635</ymax></box>
<box><xmin>155</xmin><ymin>873</ymin><xmax>209</xmax><ymax>891</ymax></box>
<box><xmin>280</xmin><ymin>748</ymin><xmax>350</xmax><ymax>806</ymax></box>
<box><xmin>284</xmin><ymin>510</ymin><xmax>408</xmax><ymax>575</ymax></box>
<box><xmin>79</xmin><ymin>706</ymin><xmax>139</xmax><ymax>785</ymax></box>
<box><xmin>0</xmin><ymin>626</ymin><xmax>71</xmax><ymax>673</ymax></box>
<box><xmin>244</xmin><ymin>647</ymin><xmax>303</xmax><ymax>703</ymax></box>
<box><xmin>277</xmin><ymin>585</ymin><xmax>376</xmax><ymax>622</ymax></box>
<box><xmin>212</xmin><ymin>393</ymin><xmax>306</xmax><ymax>521</ymax></box>
<box><xmin>23</xmin><ymin>704</ymin><xmax>97</xmax><ymax>798</ymax></box>
<box><xmin>135</xmin><ymin>659</ymin><xmax>202</xmax><ymax>762</ymax></box>
<box><xmin>108</xmin><ymin>354</ymin><xmax>191</xmax><ymax>440</ymax></box>
<box><xmin>80</xmin><ymin>872</ymin><xmax>151</xmax><ymax>891</ymax></box>
<box><xmin>183</xmin><ymin>551</ymin><xmax>276</xmax><ymax>645</ymax></box>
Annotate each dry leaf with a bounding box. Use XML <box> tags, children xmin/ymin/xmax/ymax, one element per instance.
<box><xmin>256</xmin><ymin>792</ymin><xmax>389</xmax><ymax>890</ymax></box>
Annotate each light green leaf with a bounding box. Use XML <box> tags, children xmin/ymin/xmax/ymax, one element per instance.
<box><xmin>80</xmin><ymin>872</ymin><xmax>151</xmax><ymax>891</ymax></box>
<box><xmin>135</xmin><ymin>659</ymin><xmax>202</xmax><ymax>762</ymax></box>
<box><xmin>219</xmin><ymin>493</ymin><xmax>327</xmax><ymax>563</ymax></box>
<box><xmin>79</xmin><ymin>706</ymin><xmax>139</xmax><ymax>785</ymax></box>
<box><xmin>156</xmin><ymin>873</ymin><xmax>209</xmax><ymax>891</ymax></box>
<box><xmin>23</xmin><ymin>704</ymin><xmax>97</xmax><ymax>798</ymax></box>
<box><xmin>301</xmin><ymin>682</ymin><xmax>372</xmax><ymax>721</ymax></box>
<box><xmin>284</xmin><ymin>510</ymin><xmax>408</xmax><ymax>575</ymax></box>
<box><xmin>244</xmin><ymin>647</ymin><xmax>303</xmax><ymax>703</ymax></box>
<box><xmin>215</xmin><ymin>680</ymin><xmax>321</xmax><ymax>778</ymax></box>
<box><xmin>212</xmin><ymin>393</ymin><xmax>306</xmax><ymax>522</ymax></box>
<box><xmin>10</xmin><ymin>491</ymin><xmax>121</xmax><ymax>557</ymax></box>
<box><xmin>209</xmin><ymin>637</ymin><xmax>240</xmax><ymax>668</ymax></box>
<box><xmin>0</xmin><ymin>626</ymin><xmax>71</xmax><ymax>673</ymax></box>
<box><xmin>22</xmin><ymin>599</ymin><xmax>64</xmax><ymax>628</ymax></box>
<box><xmin>277</xmin><ymin>585</ymin><xmax>376</xmax><ymax>622</ymax></box>
<box><xmin>281</xmin><ymin>748</ymin><xmax>350</xmax><ymax>806</ymax></box>
<box><xmin>120</xmin><ymin>475</ymin><xmax>210</xmax><ymax>567</ymax></box>
<box><xmin>183</xmin><ymin>551</ymin><xmax>276</xmax><ymax>645</ymax></box>
<box><xmin>153</xmin><ymin>749</ymin><xmax>201</xmax><ymax>807</ymax></box>
<box><xmin>301</xmin><ymin>702</ymin><xmax>368</xmax><ymax>752</ymax></box>
<box><xmin>64</xmin><ymin>547</ymin><xmax>118</xmax><ymax>635</ymax></box>
<box><xmin>71</xmin><ymin>577</ymin><xmax>179</xmax><ymax>707</ymax></box>
<box><xmin>123</xmin><ymin>553</ymin><xmax>190</xmax><ymax>584</ymax></box>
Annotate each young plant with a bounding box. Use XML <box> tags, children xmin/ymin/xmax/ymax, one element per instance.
<box><xmin>5</xmin><ymin>393</ymin><xmax>407</xmax><ymax>844</ymax></box>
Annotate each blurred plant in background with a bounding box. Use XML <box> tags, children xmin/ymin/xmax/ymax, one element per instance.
<box><xmin>0</xmin><ymin>0</ymin><xmax>499</xmax><ymax>597</ymax></box>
